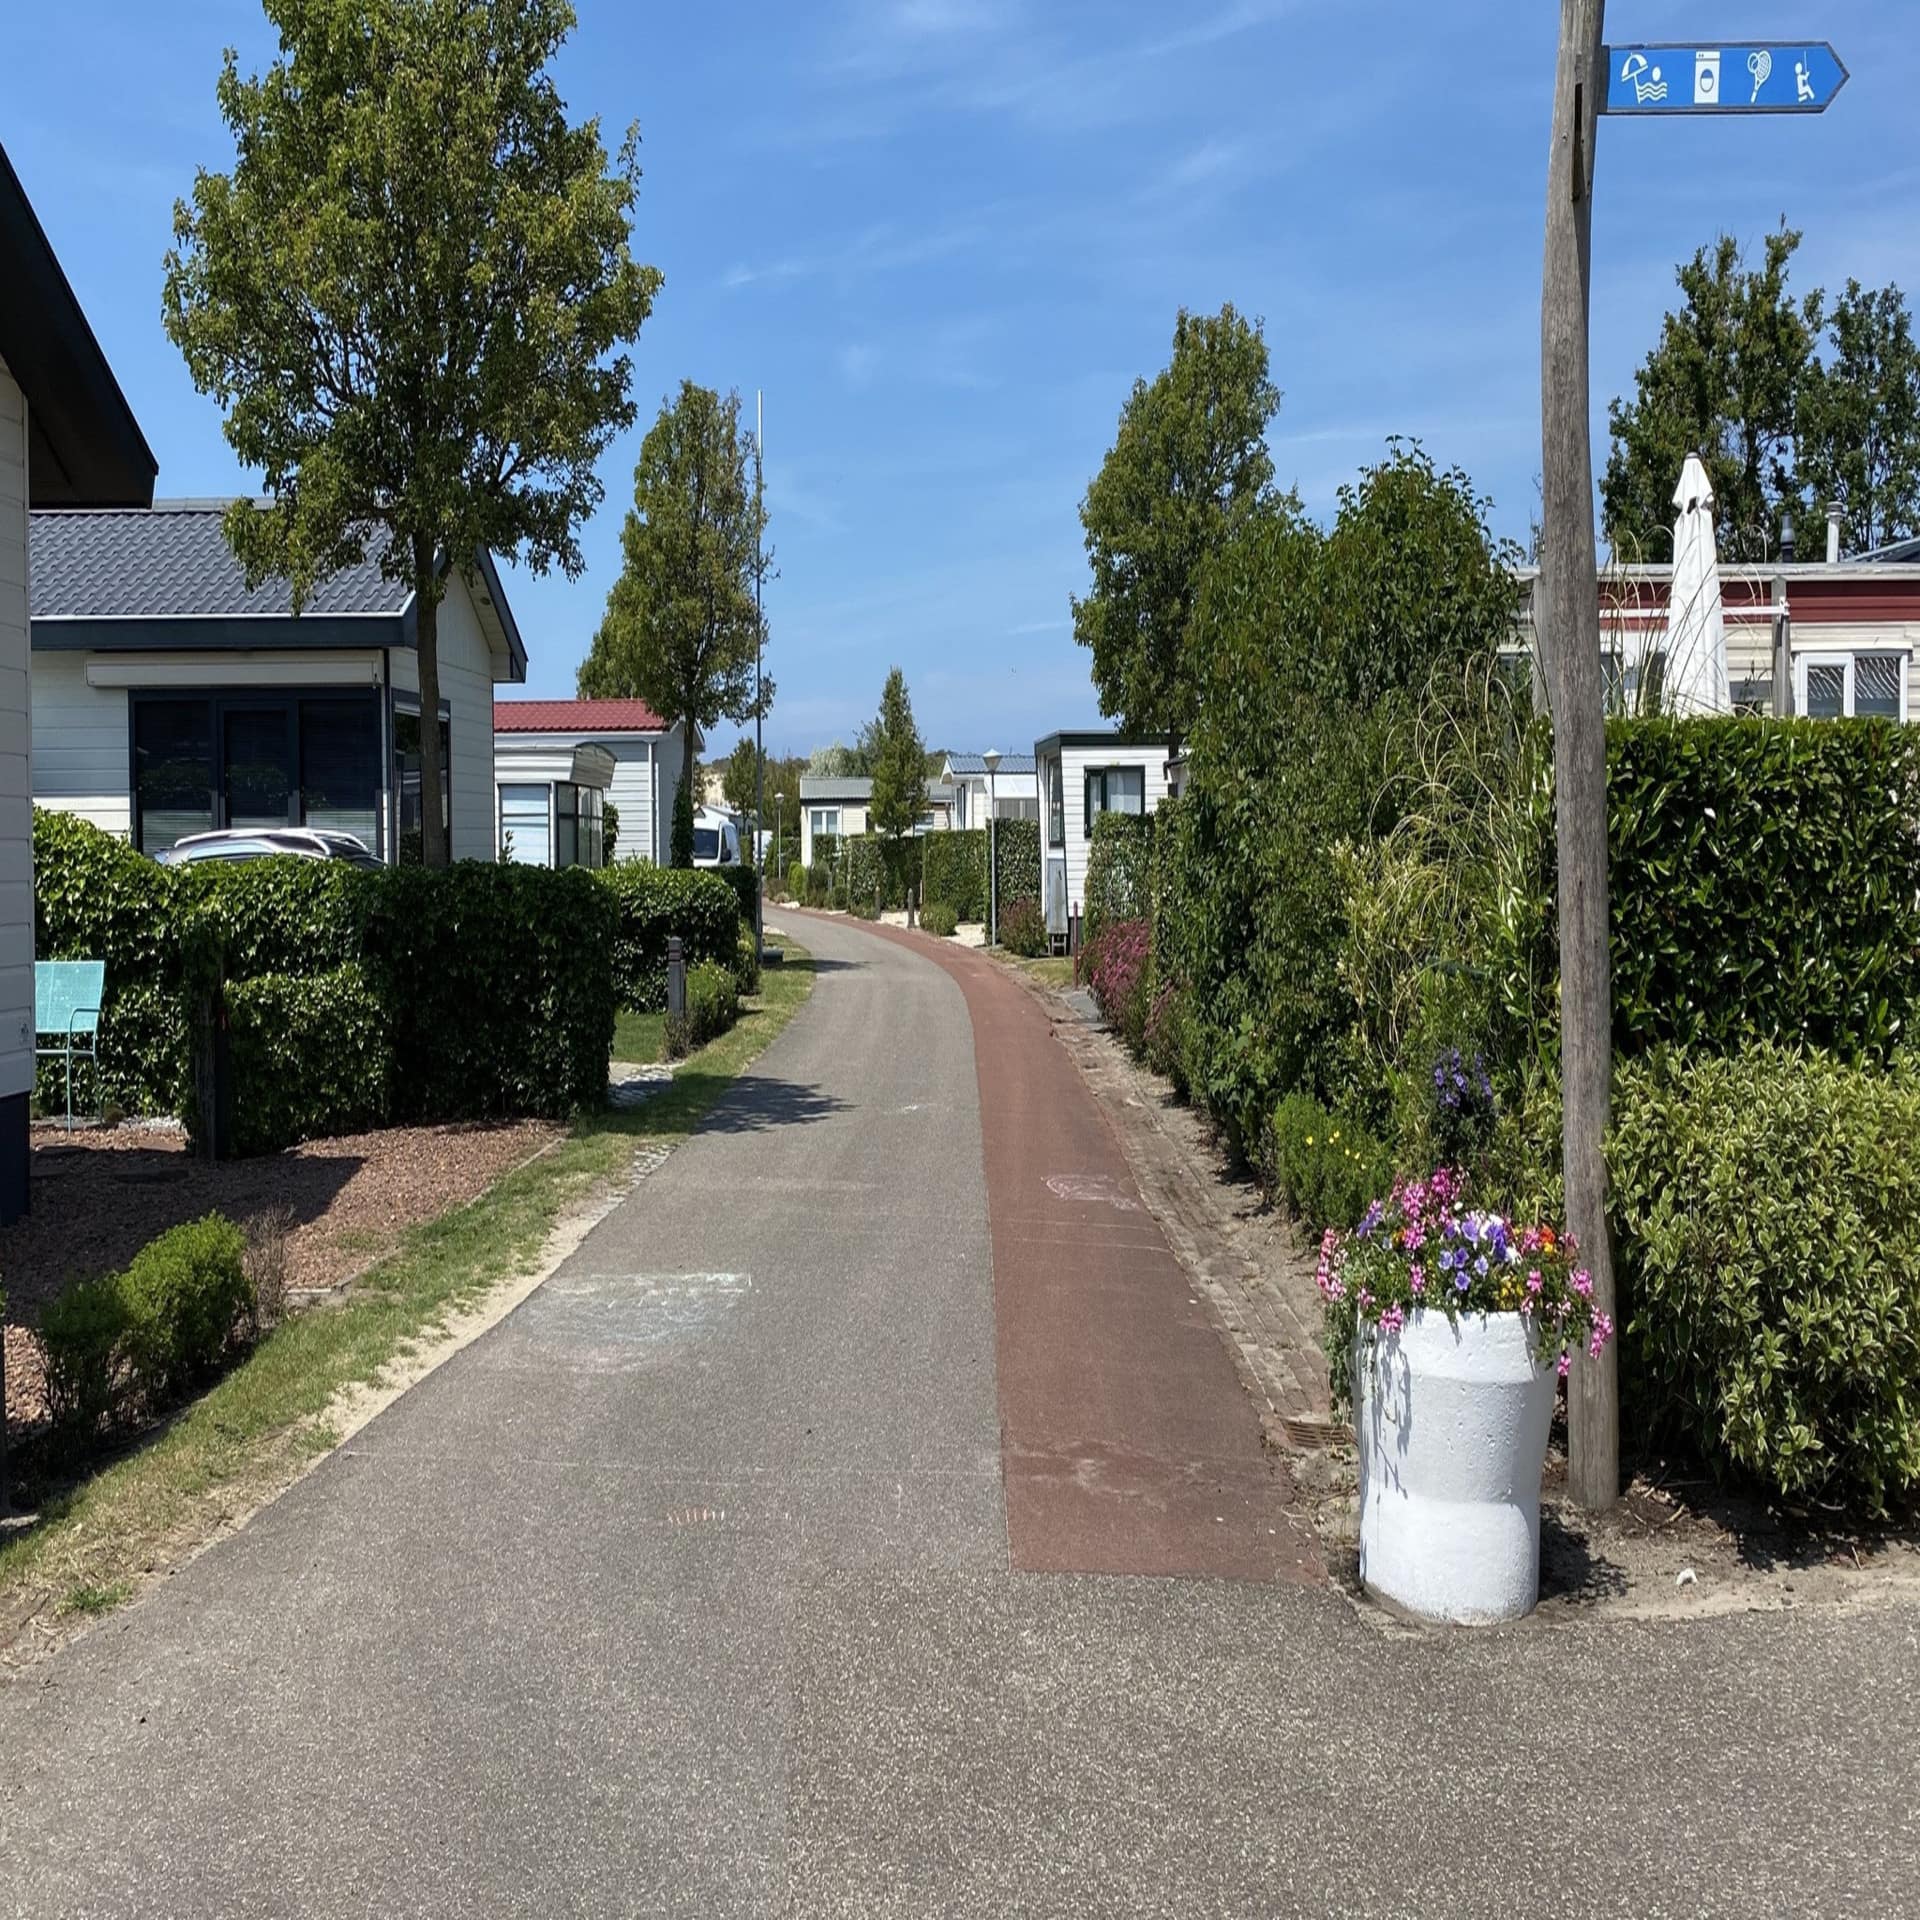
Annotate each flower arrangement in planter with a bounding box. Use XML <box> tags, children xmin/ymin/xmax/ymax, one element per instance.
<box><xmin>1318</xmin><ymin>1169</ymin><xmax>1614</xmax><ymax>1624</ymax></box>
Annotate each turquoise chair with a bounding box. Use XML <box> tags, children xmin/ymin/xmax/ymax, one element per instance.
<box><xmin>34</xmin><ymin>961</ymin><xmax>105</xmax><ymax>1131</ymax></box>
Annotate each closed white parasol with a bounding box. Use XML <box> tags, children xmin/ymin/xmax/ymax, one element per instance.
<box><xmin>1660</xmin><ymin>452</ymin><xmax>1732</xmax><ymax>715</ymax></box>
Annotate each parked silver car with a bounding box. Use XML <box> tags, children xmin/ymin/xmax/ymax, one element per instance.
<box><xmin>154</xmin><ymin>828</ymin><xmax>383</xmax><ymax>869</ymax></box>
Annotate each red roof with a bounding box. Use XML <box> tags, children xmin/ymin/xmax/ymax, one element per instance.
<box><xmin>494</xmin><ymin>698</ymin><xmax>669</xmax><ymax>735</ymax></box>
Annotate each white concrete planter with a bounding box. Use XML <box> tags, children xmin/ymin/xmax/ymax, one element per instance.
<box><xmin>1354</xmin><ymin>1309</ymin><xmax>1556</xmax><ymax>1625</ymax></box>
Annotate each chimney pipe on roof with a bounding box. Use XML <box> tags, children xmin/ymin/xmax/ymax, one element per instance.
<box><xmin>1779</xmin><ymin>510</ymin><xmax>1796</xmax><ymax>564</ymax></box>
<box><xmin>1826</xmin><ymin>504</ymin><xmax>1844</xmax><ymax>565</ymax></box>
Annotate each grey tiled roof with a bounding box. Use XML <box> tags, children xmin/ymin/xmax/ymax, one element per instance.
<box><xmin>799</xmin><ymin>776</ymin><xmax>873</xmax><ymax>801</ymax></box>
<box><xmin>946</xmin><ymin>752</ymin><xmax>1035</xmax><ymax>776</ymax></box>
<box><xmin>30</xmin><ymin>502</ymin><xmax>410</xmax><ymax>618</ymax></box>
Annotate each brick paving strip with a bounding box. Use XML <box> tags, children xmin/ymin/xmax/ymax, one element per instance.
<box><xmin>845</xmin><ymin>918</ymin><xmax>1324</xmax><ymax>1585</ymax></box>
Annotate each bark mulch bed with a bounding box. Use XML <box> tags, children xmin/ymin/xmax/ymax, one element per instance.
<box><xmin>2</xmin><ymin>1116</ymin><xmax>561</xmax><ymax>1431</ymax></box>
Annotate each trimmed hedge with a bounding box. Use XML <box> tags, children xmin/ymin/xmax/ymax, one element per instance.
<box><xmin>364</xmin><ymin>863</ymin><xmax>616</xmax><ymax>1119</ymax></box>
<box><xmin>33</xmin><ymin>810</ymin><xmax>619</xmax><ymax>1139</ymax></box>
<box><xmin>999</xmin><ymin>896</ymin><xmax>1047</xmax><ymax>957</ymax></box>
<box><xmin>40</xmin><ymin>1213</ymin><xmax>253</xmax><ymax>1438</ymax></box>
<box><xmin>846</xmin><ymin>835</ymin><xmax>920</xmax><ymax>910</ymax></box>
<box><xmin>921</xmin><ymin>900</ymin><xmax>959</xmax><ymax>938</ymax></box>
<box><xmin>598</xmin><ymin>862</ymin><xmax>742</xmax><ymax>1012</ymax></box>
<box><xmin>1084</xmin><ymin>812</ymin><xmax>1154</xmax><ymax>945</ymax></box>
<box><xmin>32</xmin><ymin>807</ymin><xmax>188</xmax><ymax>1111</ymax></box>
<box><xmin>1611</xmin><ymin>1045</ymin><xmax>1920</xmax><ymax>1513</ymax></box>
<box><xmin>1507</xmin><ymin>718</ymin><xmax>1920</xmax><ymax>1062</ymax></box>
<box><xmin>717</xmin><ymin>863</ymin><xmax>759</xmax><ymax>927</ymax></box>
<box><xmin>994</xmin><ymin>817</ymin><xmax>1041</xmax><ymax>915</ymax></box>
<box><xmin>227</xmin><ymin>964</ymin><xmax>390</xmax><ymax>1154</ymax></box>
<box><xmin>923</xmin><ymin>831</ymin><xmax>987</xmax><ymax>921</ymax></box>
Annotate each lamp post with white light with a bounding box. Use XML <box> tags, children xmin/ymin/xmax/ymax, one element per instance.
<box><xmin>981</xmin><ymin>748</ymin><xmax>1001</xmax><ymax>945</ymax></box>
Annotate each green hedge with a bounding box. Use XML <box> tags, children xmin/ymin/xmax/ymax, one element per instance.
<box><xmin>40</xmin><ymin>1213</ymin><xmax>253</xmax><ymax>1438</ymax></box>
<box><xmin>1269</xmin><ymin>1092</ymin><xmax>1393</xmax><ymax>1236</ymax></box>
<box><xmin>994</xmin><ymin>818</ymin><xmax>1041</xmax><ymax>914</ymax></box>
<box><xmin>597</xmin><ymin>863</ymin><xmax>742</xmax><ymax>1012</ymax></box>
<box><xmin>1611</xmin><ymin>1045</ymin><xmax>1920</xmax><ymax>1513</ymax></box>
<box><xmin>364</xmin><ymin>863</ymin><xmax>616</xmax><ymax>1119</ymax></box>
<box><xmin>999</xmin><ymin>896</ymin><xmax>1047</xmax><ymax>957</ymax></box>
<box><xmin>922</xmin><ymin>900</ymin><xmax>959</xmax><ymax>938</ymax></box>
<box><xmin>33</xmin><ymin>810</ymin><xmax>618</xmax><ymax>1138</ymax></box>
<box><xmin>923</xmin><ymin>831</ymin><xmax>987</xmax><ymax>921</ymax></box>
<box><xmin>32</xmin><ymin>807</ymin><xmax>188</xmax><ymax>1111</ymax></box>
<box><xmin>717</xmin><ymin>863</ymin><xmax>759</xmax><ymax>927</ymax></box>
<box><xmin>1084</xmin><ymin>812</ymin><xmax>1155</xmax><ymax>945</ymax></box>
<box><xmin>1509</xmin><ymin>718</ymin><xmax>1920</xmax><ymax>1062</ymax></box>
<box><xmin>846</xmin><ymin>835</ymin><xmax>920</xmax><ymax>910</ymax></box>
<box><xmin>227</xmin><ymin>964</ymin><xmax>390</xmax><ymax>1154</ymax></box>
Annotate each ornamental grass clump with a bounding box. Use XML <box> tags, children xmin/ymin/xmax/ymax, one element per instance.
<box><xmin>1318</xmin><ymin>1169</ymin><xmax>1614</xmax><ymax>1411</ymax></box>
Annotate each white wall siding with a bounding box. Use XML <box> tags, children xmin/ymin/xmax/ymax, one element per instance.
<box><xmin>432</xmin><ymin>574</ymin><xmax>500</xmax><ymax>863</ymax></box>
<box><xmin>654</xmin><ymin>727</ymin><xmax>690</xmax><ymax>863</ymax></box>
<box><xmin>607</xmin><ymin>740</ymin><xmax>657</xmax><ymax>863</ymax></box>
<box><xmin>27</xmin><ymin>650</ymin><xmax>132</xmax><ymax>836</ymax></box>
<box><xmin>1</xmin><ymin>357</ymin><xmax>31</xmax><ymax>1105</ymax></box>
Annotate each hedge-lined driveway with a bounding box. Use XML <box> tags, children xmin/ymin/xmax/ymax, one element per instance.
<box><xmin>3</xmin><ymin>912</ymin><xmax>1918</xmax><ymax>1916</ymax></box>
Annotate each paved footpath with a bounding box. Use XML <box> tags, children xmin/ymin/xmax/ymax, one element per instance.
<box><xmin>3</xmin><ymin>913</ymin><xmax>1918</xmax><ymax>1917</ymax></box>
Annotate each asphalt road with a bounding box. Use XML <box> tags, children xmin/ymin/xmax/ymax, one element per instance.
<box><xmin>3</xmin><ymin>912</ymin><xmax>1917</xmax><ymax>1917</ymax></box>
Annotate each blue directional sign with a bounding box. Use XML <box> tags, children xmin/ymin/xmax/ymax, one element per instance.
<box><xmin>1601</xmin><ymin>43</ymin><xmax>1848</xmax><ymax>115</ymax></box>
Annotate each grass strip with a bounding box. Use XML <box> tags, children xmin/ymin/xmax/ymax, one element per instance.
<box><xmin>0</xmin><ymin>942</ymin><xmax>814</xmax><ymax>1626</ymax></box>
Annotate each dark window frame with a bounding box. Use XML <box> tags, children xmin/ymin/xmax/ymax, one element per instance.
<box><xmin>1046</xmin><ymin>759</ymin><xmax>1065</xmax><ymax>848</ymax></box>
<box><xmin>1082</xmin><ymin>763</ymin><xmax>1145</xmax><ymax>837</ymax></box>
<box><xmin>130</xmin><ymin>688</ymin><xmax>382</xmax><ymax>857</ymax></box>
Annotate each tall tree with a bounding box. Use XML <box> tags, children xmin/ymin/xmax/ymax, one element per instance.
<box><xmin>164</xmin><ymin>0</ymin><xmax>658</xmax><ymax>866</ymax></box>
<box><xmin>720</xmin><ymin>737</ymin><xmax>764</xmax><ymax>816</ymax></box>
<box><xmin>865</xmin><ymin>668</ymin><xmax>925</xmax><ymax>846</ymax></box>
<box><xmin>1798</xmin><ymin>280</ymin><xmax>1920</xmax><ymax>554</ymax></box>
<box><xmin>1601</xmin><ymin>228</ymin><xmax>1816</xmax><ymax>562</ymax></box>
<box><xmin>1073</xmin><ymin>303</ymin><xmax>1280</xmax><ymax>758</ymax></box>
<box><xmin>579</xmin><ymin>381</ymin><xmax>770</xmax><ymax>863</ymax></box>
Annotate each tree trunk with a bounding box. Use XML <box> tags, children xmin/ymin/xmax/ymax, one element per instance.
<box><xmin>414</xmin><ymin>535</ymin><xmax>450</xmax><ymax>869</ymax></box>
<box><xmin>1541</xmin><ymin>0</ymin><xmax>1619</xmax><ymax>1511</ymax></box>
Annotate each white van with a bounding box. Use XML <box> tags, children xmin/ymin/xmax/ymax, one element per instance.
<box><xmin>691</xmin><ymin>805</ymin><xmax>742</xmax><ymax>868</ymax></box>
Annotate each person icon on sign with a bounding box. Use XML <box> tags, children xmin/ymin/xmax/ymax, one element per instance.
<box><xmin>1795</xmin><ymin>58</ymin><xmax>1817</xmax><ymax>105</ymax></box>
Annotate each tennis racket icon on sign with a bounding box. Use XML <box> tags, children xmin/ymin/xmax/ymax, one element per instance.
<box><xmin>1748</xmin><ymin>49</ymin><xmax>1772</xmax><ymax>104</ymax></box>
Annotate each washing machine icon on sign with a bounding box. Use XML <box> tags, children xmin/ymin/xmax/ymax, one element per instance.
<box><xmin>1694</xmin><ymin>49</ymin><xmax>1723</xmax><ymax>105</ymax></box>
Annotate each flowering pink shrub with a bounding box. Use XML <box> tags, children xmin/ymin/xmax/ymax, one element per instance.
<box><xmin>1317</xmin><ymin>1169</ymin><xmax>1614</xmax><ymax>1407</ymax></box>
<box><xmin>1083</xmin><ymin>917</ymin><xmax>1152</xmax><ymax>1053</ymax></box>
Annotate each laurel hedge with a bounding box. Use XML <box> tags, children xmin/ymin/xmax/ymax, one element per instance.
<box><xmin>922</xmin><ymin>830</ymin><xmax>987</xmax><ymax>921</ymax></box>
<box><xmin>597</xmin><ymin>862</ymin><xmax>742</xmax><ymax>1012</ymax></box>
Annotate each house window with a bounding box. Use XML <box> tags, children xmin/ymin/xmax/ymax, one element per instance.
<box><xmin>1047</xmin><ymin>760</ymin><xmax>1065</xmax><ymax>847</ymax></box>
<box><xmin>1797</xmin><ymin>652</ymin><xmax>1908</xmax><ymax>722</ymax></box>
<box><xmin>395</xmin><ymin>706</ymin><xmax>451</xmax><ymax>861</ymax></box>
<box><xmin>1083</xmin><ymin>764</ymin><xmax>1145</xmax><ymax>836</ymax></box>
<box><xmin>555</xmin><ymin>783</ymin><xmax>603</xmax><ymax>869</ymax></box>
<box><xmin>500</xmin><ymin>784</ymin><xmax>551</xmax><ymax>865</ymax></box>
<box><xmin>1604</xmin><ymin>646</ymin><xmax>1667</xmax><ymax>715</ymax></box>
<box><xmin>132</xmin><ymin>692</ymin><xmax>380</xmax><ymax>856</ymax></box>
<box><xmin>997</xmin><ymin>796</ymin><xmax>1040</xmax><ymax>822</ymax></box>
<box><xmin>133</xmin><ymin>700</ymin><xmax>215</xmax><ymax>853</ymax></box>
<box><xmin>809</xmin><ymin>807</ymin><xmax>841</xmax><ymax>841</ymax></box>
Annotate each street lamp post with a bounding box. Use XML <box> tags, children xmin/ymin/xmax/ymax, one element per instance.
<box><xmin>982</xmin><ymin>748</ymin><xmax>1002</xmax><ymax>946</ymax></box>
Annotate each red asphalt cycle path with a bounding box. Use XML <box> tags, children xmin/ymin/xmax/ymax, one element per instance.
<box><xmin>802</xmin><ymin>913</ymin><xmax>1322</xmax><ymax>1585</ymax></box>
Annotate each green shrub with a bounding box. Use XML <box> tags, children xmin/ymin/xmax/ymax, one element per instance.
<box><xmin>1269</xmin><ymin>1093</ymin><xmax>1393</xmax><ymax>1236</ymax></box>
<box><xmin>667</xmin><ymin>960</ymin><xmax>739</xmax><ymax>1057</ymax></box>
<box><xmin>182</xmin><ymin>856</ymin><xmax>371</xmax><ymax>977</ymax></box>
<box><xmin>846</xmin><ymin>835</ymin><xmax>919</xmax><ymax>910</ymax></box>
<box><xmin>39</xmin><ymin>1273</ymin><xmax>131</xmax><ymax>1437</ymax></box>
<box><xmin>999</xmin><ymin>896</ymin><xmax>1047</xmax><ymax>957</ymax></box>
<box><xmin>227</xmin><ymin>964</ymin><xmax>390</xmax><ymax>1154</ymax></box>
<box><xmin>784</xmin><ymin>861</ymin><xmax>808</xmax><ymax>901</ymax></box>
<box><xmin>1507</xmin><ymin>717</ymin><xmax>1920</xmax><ymax>1064</ymax></box>
<box><xmin>363</xmin><ymin>863</ymin><xmax>616</xmax><ymax>1119</ymax></box>
<box><xmin>1084</xmin><ymin>812</ymin><xmax>1155</xmax><ymax>945</ymax></box>
<box><xmin>826</xmin><ymin>883</ymin><xmax>849</xmax><ymax>912</ymax></box>
<box><xmin>38</xmin><ymin>1213</ymin><xmax>253</xmax><ymax>1438</ymax></box>
<box><xmin>1610</xmin><ymin>1046</ymin><xmax>1920</xmax><ymax>1513</ymax></box>
<box><xmin>1143</xmin><ymin>974</ymin><xmax>1196</xmax><ymax>1097</ymax></box>
<box><xmin>597</xmin><ymin>863</ymin><xmax>741</xmax><ymax>1011</ymax></box>
<box><xmin>118</xmin><ymin>1214</ymin><xmax>253</xmax><ymax>1404</ymax></box>
<box><xmin>922</xmin><ymin>831</ymin><xmax>987</xmax><ymax>922</ymax></box>
<box><xmin>603</xmin><ymin>799</ymin><xmax>621</xmax><ymax>863</ymax></box>
<box><xmin>993</xmin><ymin>818</ymin><xmax>1041</xmax><ymax>913</ymax></box>
<box><xmin>733</xmin><ymin>928</ymin><xmax>762</xmax><ymax>999</ymax></box>
<box><xmin>921</xmin><ymin>900</ymin><xmax>959</xmax><ymax>938</ymax></box>
<box><xmin>671</xmin><ymin>779</ymin><xmax>694</xmax><ymax>868</ymax></box>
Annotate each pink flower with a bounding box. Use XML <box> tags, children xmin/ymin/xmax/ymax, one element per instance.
<box><xmin>1588</xmin><ymin>1311</ymin><xmax>1615</xmax><ymax>1359</ymax></box>
<box><xmin>1557</xmin><ymin>1352</ymin><xmax>1572</xmax><ymax>1379</ymax></box>
<box><xmin>1525</xmin><ymin>1268</ymin><xmax>1543</xmax><ymax>1296</ymax></box>
<box><xmin>1379</xmin><ymin>1303</ymin><xmax>1406</xmax><ymax>1335</ymax></box>
<box><xmin>1571</xmin><ymin>1269</ymin><xmax>1593</xmax><ymax>1299</ymax></box>
<box><xmin>1357</xmin><ymin>1288</ymin><xmax>1373</xmax><ymax>1311</ymax></box>
<box><xmin>1409</xmin><ymin>1264</ymin><xmax>1426</xmax><ymax>1295</ymax></box>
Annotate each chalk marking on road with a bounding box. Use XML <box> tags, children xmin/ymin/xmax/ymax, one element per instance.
<box><xmin>1044</xmin><ymin>1172</ymin><xmax>1144</xmax><ymax>1211</ymax></box>
<box><xmin>491</xmin><ymin>1270</ymin><xmax>755</xmax><ymax>1374</ymax></box>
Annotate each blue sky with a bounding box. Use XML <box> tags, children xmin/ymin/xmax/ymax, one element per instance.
<box><xmin>4</xmin><ymin>2</ymin><xmax>1914</xmax><ymax>759</ymax></box>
